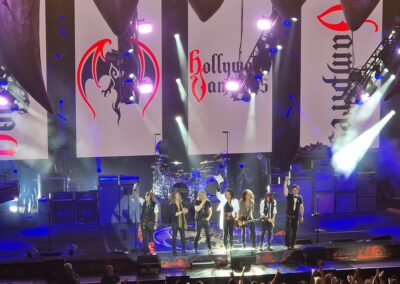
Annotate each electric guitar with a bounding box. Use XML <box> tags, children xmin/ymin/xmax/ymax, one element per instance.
<box><xmin>234</xmin><ymin>217</ymin><xmax>275</xmax><ymax>229</ymax></box>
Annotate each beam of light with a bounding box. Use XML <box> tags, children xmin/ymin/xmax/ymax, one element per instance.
<box><xmin>174</xmin><ymin>33</ymin><xmax>187</xmax><ymax>78</ymax></box>
<box><xmin>176</xmin><ymin>78</ymin><xmax>187</xmax><ymax>102</ymax></box>
<box><xmin>354</xmin><ymin>75</ymin><xmax>394</xmax><ymax>123</ymax></box>
<box><xmin>332</xmin><ymin>110</ymin><xmax>395</xmax><ymax>178</ymax></box>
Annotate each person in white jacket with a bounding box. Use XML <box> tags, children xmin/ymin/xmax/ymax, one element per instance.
<box><xmin>216</xmin><ymin>187</ymin><xmax>239</xmax><ymax>250</ymax></box>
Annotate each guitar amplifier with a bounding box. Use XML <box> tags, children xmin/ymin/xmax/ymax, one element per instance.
<box><xmin>98</xmin><ymin>175</ymin><xmax>119</xmax><ymax>186</ymax></box>
<box><xmin>119</xmin><ymin>175</ymin><xmax>139</xmax><ymax>185</ymax></box>
<box><xmin>75</xmin><ymin>190</ymin><xmax>98</xmax><ymax>201</ymax></box>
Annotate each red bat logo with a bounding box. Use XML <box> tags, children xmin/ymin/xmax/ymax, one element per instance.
<box><xmin>317</xmin><ymin>4</ymin><xmax>378</xmax><ymax>32</ymax></box>
<box><xmin>0</xmin><ymin>134</ymin><xmax>18</xmax><ymax>156</ymax></box>
<box><xmin>77</xmin><ymin>38</ymin><xmax>160</xmax><ymax>120</ymax></box>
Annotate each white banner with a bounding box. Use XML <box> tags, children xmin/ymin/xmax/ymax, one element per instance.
<box><xmin>188</xmin><ymin>0</ymin><xmax>273</xmax><ymax>155</ymax></box>
<box><xmin>300</xmin><ymin>0</ymin><xmax>382</xmax><ymax>147</ymax></box>
<box><xmin>75</xmin><ymin>0</ymin><xmax>162</xmax><ymax>157</ymax></box>
<box><xmin>0</xmin><ymin>2</ymin><xmax>48</xmax><ymax>160</ymax></box>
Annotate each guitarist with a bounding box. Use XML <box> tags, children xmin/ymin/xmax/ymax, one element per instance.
<box><xmin>284</xmin><ymin>176</ymin><xmax>304</xmax><ymax>250</ymax></box>
<box><xmin>238</xmin><ymin>189</ymin><xmax>256</xmax><ymax>248</ymax></box>
<box><xmin>259</xmin><ymin>192</ymin><xmax>277</xmax><ymax>251</ymax></box>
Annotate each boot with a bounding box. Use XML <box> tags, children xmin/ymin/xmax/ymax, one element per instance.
<box><xmin>149</xmin><ymin>242</ymin><xmax>156</xmax><ymax>255</ymax></box>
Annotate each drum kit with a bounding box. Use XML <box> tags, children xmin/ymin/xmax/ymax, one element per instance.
<box><xmin>151</xmin><ymin>153</ymin><xmax>230</xmax><ymax>201</ymax></box>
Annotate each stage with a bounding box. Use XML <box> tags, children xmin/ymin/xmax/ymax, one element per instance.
<box><xmin>1</xmin><ymin>211</ymin><xmax>400</xmax><ymax>283</ymax></box>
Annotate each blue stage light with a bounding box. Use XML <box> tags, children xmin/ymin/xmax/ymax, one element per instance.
<box><xmin>96</xmin><ymin>168</ymin><xmax>102</xmax><ymax>174</ymax></box>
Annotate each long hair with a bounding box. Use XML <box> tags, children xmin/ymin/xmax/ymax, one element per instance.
<box><xmin>145</xmin><ymin>191</ymin><xmax>155</xmax><ymax>203</ymax></box>
<box><xmin>241</xmin><ymin>189</ymin><xmax>254</xmax><ymax>201</ymax></box>
<box><xmin>170</xmin><ymin>191</ymin><xmax>180</xmax><ymax>204</ymax></box>
<box><xmin>196</xmin><ymin>190</ymin><xmax>207</xmax><ymax>201</ymax></box>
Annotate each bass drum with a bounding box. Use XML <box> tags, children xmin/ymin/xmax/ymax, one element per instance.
<box><xmin>171</xmin><ymin>181</ymin><xmax>192</xmax><ymax>201</ymax></box>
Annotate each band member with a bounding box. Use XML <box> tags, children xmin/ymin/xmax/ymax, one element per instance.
<box><xmin>170</xmin><ymin>191</ymin><xmax>188</xmax><ymax>256</ymax></box>
<box><xmin>284</xmin><ymin>176</ymin><xmax>304</xmax><ymax>250</ymax></box>
<box><xmin>238</xmin><ymin>189</ymin><xmax>256</xmax><ymax>248</ymax></box>
<box><xmin>259</xmin><ymin>192</ymin><xmax>277</xmax><ymax>251</ymax></box>
<box><xmin>216</xmin><ymin>187</ymin><xmax>239</xmax><ymax>250</ymax></box>
<box><xmin>136</xmin><ymin>189</ymin><xmax>159</xmax><ymax>255</ymax></box>
<box><xmin>193</xmin><ymin>190</ymin><xmax>212</xmax><ymax>254</ymax></box>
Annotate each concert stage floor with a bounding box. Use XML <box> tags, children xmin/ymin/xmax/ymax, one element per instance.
<box><xmin>0</xmin><ymin>211</ymin><xmax>400</xmax><ymax>283</ymax></box>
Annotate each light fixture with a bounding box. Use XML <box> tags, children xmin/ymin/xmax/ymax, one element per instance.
<box><xmin>225</xmin><ymin>79</ymin><xmax>241</xmax><ymax>92</ymax></box>
<box><xmin>257</xmin><ymin>16</ymin><xmax>273</xmax><ymax>31</ymax></box>
<box><xmin>137</xmin><ymin>19</ymin><xmax>153</xmax><ymax>34</ymax></box>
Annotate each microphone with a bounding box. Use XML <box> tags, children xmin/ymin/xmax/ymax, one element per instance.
<box><xmin>222</xmin><ymin>131</ymin><xmax>229</xmax><ymax>134</ymax></box>
<box><xmin>155</xmin><ymin>133</ymin><xmax>161</xmax><ymax>136</ymax></box>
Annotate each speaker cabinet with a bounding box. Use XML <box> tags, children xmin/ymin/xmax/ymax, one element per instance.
<box><xmin>50</xmin><ymin>201</ymin><xmax>74</xmax><ymax>225</ymax></box>
<box><xmin>137</xmin><ymin>255</ymin><xmax>161</xmax><ymax>275</ymax></box>
<box><xmin>75</xmin><ymin>201</ymin><xmax>98</xmax><ymax>224</ymax></box>
<box><xmin>230</xmin><ymin>249</ymin><xmax>256</xmax><ymax>271</ymax></box>
<box><xmin>357</xmin><ymin>196</ymin><xmax>376</xmax><ymax>212</ymax></box>
<box><xmin>357</xmin><ymin>172</ymin><xmax>376</xmax><ymax>197</ymax></box>
<box><xmin>313</xmin><ymin>169</ymin><xmax>334</xmax><ymax>192</ymax></box>
<box><xmin>313</xmin><ymin>192</ymin><xmax>334</xmax><ymax>214</ymax></box>
<box><xmin>99</xmin><ymin>185</ymin><xmax>120</xmax><ymax>224</ymax></box>
<box><xmin>335</xmin><ymin>192</ymin><xmax>356</xmax><ymax>213</ymax></box>
<box><xmin>304</xmin><ymin>246</ymin><xmax>325</xmax><ymax>265</ymax></box>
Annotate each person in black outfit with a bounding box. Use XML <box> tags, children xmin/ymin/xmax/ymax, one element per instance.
<box><xmin>216</xmin><ymin>187</ymin><xmax>239</xmax><ymax>250</ymax></box>
<box><xmin>170</xmin><ymin>191</ymin><xmax>188</xmax><ymax>256</ymax></box>
<box><xmin>100</xmin><ymin>265</ymin><xmax>120</xmax><ymax>284</ymax></box>
<box><xmin>193</xmin><ymin>190</ymin><xmax>212</xmax><ymax>254</ymax></box>
<box><xmin>58</xmin><ymin>263</ymin><xmax>80</xmax><ymax>284</ymax></box>
<box><xmin>284</xmin><ymin>176</ymin><xmax>304</xmax><ymax>250</ymax></box>
<box><xmin>136</xmin><ymin>189</ymin><xmax>159</xmax><ymax>255</ymax></box>
<box><xmin>259</xmin><ymin>192</ymin><xmax>277</xmax><ymax>251</ymax></box>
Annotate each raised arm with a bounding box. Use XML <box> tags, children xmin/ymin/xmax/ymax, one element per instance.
<box><xmin>195</xmin><ymin>199</ymin><xmax>206</xmax><ymax>212</ymax></box>
<box><xmin>284</xmin><ymin>176</ymin><xmax>289</xmax><ymax>197</ymax></box>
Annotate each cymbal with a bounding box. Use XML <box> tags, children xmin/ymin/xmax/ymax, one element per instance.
<box><xmin>170</xmin><ymin>161</ymin><xmax>183</xmax><ymax>165</ymax></box>
<box><xmin>200</xmin><ymin>160</ymin><xmax>215</xmax><ymax>165</ymax></box>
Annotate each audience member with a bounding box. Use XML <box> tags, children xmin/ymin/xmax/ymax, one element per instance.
<box><xmin>100</xmin><ymin>265</ymin><xmax>120</xmax><ymax>284</ymax></box>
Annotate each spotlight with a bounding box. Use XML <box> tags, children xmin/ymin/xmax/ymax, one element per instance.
<box><xmin>9</xmin><ymin>205</ymin><xmax>18</xmax><ymax>213</ymax></box>
<box><xmin>360</xmin><ymin>92</ymin><xmax>370</xmax><ymax>102</ymax></box>
<box><xmin>397</xmin><ymin>48</ymin><xmax>400</xmax><ymax>55</ymax></box>
<box><xmin>96</xmin><ymin>168</ymin><xmax>102</xmax><ymax>174</ymax></box>
<box><xmin>277</xmin><ymin>45</ymin><xmax>283</xmax><ymax>50</ymax></box>
<box><xmin>175</xmin><ymin>116</ymin><xmax>182</xmax><ymax>123</ymax></box>
<box><xmin>263</xmin><ymin>70</ymin><xmax>269</xmax><ymax>75</ymax></box>
<box><xmin>139</xmin><ymin>80</ymin><xmax>153</xmax><ymax>94</ymax></box>
<box><xmin>250</xmin><ymin>92</ymin><xmax>256</xmax><ymax>98</ymax></box>
<box><xmin>241</xmin><ymin>93</ymin><xmax>251</xmax><ymax>102</ymax></box>
<box><xmin>129</xmin><ymin>95</ymin><xmax>135</xmax><ymax>102</ymax></box>
<box><xmin>225</xmin><ymin>79</ymin><xmax>241</xmax><ymax>91</ymax></box>
<box><xmin>384</xmin><ymin>68</ymin><xmax>389</xmax><ymax>73</ymax></box>
<box><xmin>391</xmin><ymin>74</ymin><xmax>396</xmax><ymax>80</ymax></box>
<box><xmin>174</xmin><ymin>33</ymin><xmax>180</xmax><ymax>39</ymax></box>
<box><xmin>129</xmin><ymin>73</ymin><xmax>134</xmax><ymax>79</ymax></box>
<box><xmin>0</xmin><ymin>94</ymin><xmax>9</xmax><ymax>106</ymax></box>
<box><xmin>176</xmin><ymin>78</ymin><xmax>181</xmax><ymax>83</ymax></box>
<box><xmin>257</xmin><ymin>16</ymin><xmax>273</xmax><ymax>31</ymax></box>
<box><xmin>137</xmin><ymin>19</ymin><xmax>153</xmax><ymax>34</ymax></box>
<box><xmin>291</xmin><ymin>17</ymin><xmax>298</xmax><ymax>22</ymax></box>
<box><xmin>128</xmin><ymin>48</ymin><xmax>134</xmax><ymax>54</ymax></box>
<box><xmin>390</xmin><ymin>110</ymin><xmax>396</xmax><ymax>115</ymax></box>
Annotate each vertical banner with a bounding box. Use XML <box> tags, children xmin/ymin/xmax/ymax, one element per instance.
<box><xmin>188</xmin><ymin>0</ymin><xmax>273</xmax><ymax>155</ymax></box>
<box><xmin>300</xmin><ymin>0</ymin><xmax>382</xmax><ymax>147</ymax></box>
<box><xmin>0</xmin><ymin>1</ymin><xmax>48</xmax><ymax>160</ymax></box>
<box><xmin>75</xmin><ymin>0</ymin><xmax>162</xmax><ymax>157</ymax></box>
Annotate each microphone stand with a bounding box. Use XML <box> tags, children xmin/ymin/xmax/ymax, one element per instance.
<box><xmin>222</xmin><ymin>131</ymin><xmax>230</xmax><ymax>188</ymax></box>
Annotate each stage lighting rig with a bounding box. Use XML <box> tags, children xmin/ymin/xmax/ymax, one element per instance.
<box><xmin>225</xmin><ymin>10</ymin><xmax>279</xmax><ymax>102</ymax></box>
<box><xmin>344</xmin><ymin>26</ymin><xmax>400</xmax><ymax>104</ymax></box>
<box><xmin>0</xmin><ymin>67</ymin><xmax>30</xmax><ymax>114</ymax></box>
